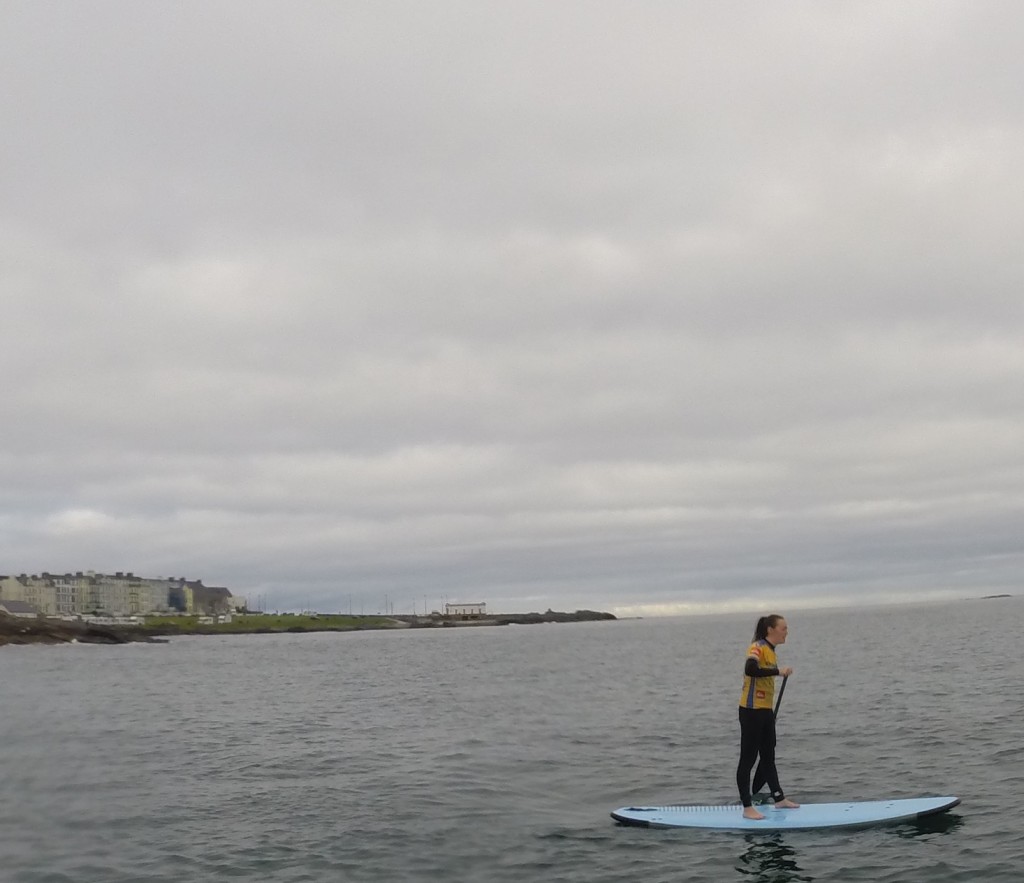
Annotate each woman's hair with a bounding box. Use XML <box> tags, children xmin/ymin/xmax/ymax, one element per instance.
<box><xmin>753</xmin><ymin>614</ymin><xmax>784</xmax><ymax>642</ymax></box>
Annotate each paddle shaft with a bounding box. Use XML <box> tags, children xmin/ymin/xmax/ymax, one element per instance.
<box><xmin>751</xmin><ymin>675</ymin><xmax>788</xmax><ymax>795</ymax></box>
<box><xmin>773</xmin><ymin>674</ymin><xmax>788</xmax><ymax>719</ymax></box>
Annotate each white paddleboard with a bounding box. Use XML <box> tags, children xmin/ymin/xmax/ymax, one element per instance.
<box><xmin>611</xmin><ymin>796</ymin><xmax>960</xmax><ymax>831</ymax></box>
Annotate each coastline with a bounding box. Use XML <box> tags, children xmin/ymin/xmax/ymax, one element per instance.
<box><xmin>0</xmin><ymin>609</ymin><xmax>617</xmax><ymax>646</ymax></box>
<box><xmin>0</xmin><ymin>614</ymin><xmax>165</xmax><ymax>646</ymax></box>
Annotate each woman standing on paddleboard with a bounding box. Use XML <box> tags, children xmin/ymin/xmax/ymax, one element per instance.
<box><xmin>737</xmin><ymin>614</ymin><xmax>800</xmax><ymax>820</ymax></box>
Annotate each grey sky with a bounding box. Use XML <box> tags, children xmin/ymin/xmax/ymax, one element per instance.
<box><xmin>3</xmin><ymin>2</ymin><xmax>1022</xmax><ymax>615</ymax></box>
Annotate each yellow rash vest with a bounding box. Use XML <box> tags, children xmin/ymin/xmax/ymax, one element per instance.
<box><xmin>739</xmin><ymin>639</ymin><xmax>778</xmax><ymax>710</ymax></box>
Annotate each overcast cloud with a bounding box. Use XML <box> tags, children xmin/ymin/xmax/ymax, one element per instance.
<box><xmin>2</xmin><ymin>1</ymin><xmax>1022</xmax><ymax>615</ymax></box>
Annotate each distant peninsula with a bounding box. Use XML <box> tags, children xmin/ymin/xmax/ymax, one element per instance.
<box><xmin>0</xmin><ymin>609</ymin><xmax>617</xmax><ymax>646</ymax></box>
<box><xmin>391</xmin><ymin>609</ymin><xmax>616</xmax><ymax>627</ymax></box>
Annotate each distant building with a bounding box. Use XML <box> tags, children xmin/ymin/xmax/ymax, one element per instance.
<box><xmin>444</xmin><ymin>602</ymin><xmax>486</xmax><ymax>619</ymax></box>
<box><xmin>0</xmin><ymin>571</ymin><xmax>238</xmax><ymax>617</ymax></box>
<box><xmin>0</xmin><ymin>599</ymin><xmax>40</xmax><ymax>618</ymax></box>
<box><xmin>166</xmin><ymin>577</ymin><xmax>232</xmax><ymax>615</ymax></box>
<box><xmin>0</xmin><ymin>575</ymin><xmax>56</xmax><ymax>614</ymax></box>
<box><xmin>51</xmin><ymin>572</ymin><xmax>92</xmax><ymax>614</ymax></box>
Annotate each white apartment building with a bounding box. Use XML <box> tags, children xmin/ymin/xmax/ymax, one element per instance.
<box><xmin>0</xmin><ymin>572</ymin><xmax>235</xmax><ymax>617</ymax></box>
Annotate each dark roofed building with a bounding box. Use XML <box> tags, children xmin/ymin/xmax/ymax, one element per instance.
<box><xmin>0</xmin><ymin>600</ymin><xmax>40</xmax><ymax>618</ymax></box>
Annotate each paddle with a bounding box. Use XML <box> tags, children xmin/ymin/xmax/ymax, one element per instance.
<box><xmin>773</xmin><ymin>674</ymin><xmax>788</xmax><ymax>719</ymax></box>
<box><xmin>751</xmin><ymin>675</ymin><xmax>788</xmax><ymax>797</ymax></box>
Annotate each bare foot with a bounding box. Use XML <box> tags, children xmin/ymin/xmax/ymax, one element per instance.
<box><xmin>774</xmin><ymin>799</ymin><xmax>800</xmax><ymax>809</ymax></box>
<box><xmin>743</xmin><ymin>806</ymin><xmax>766</xmax><ymax>820</ymax></box>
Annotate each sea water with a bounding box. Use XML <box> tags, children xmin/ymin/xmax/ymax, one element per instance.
<box><xmin>2</xmin><ymin>596</ymin><xmax>1020</xmax><ymax>882</ymax></box>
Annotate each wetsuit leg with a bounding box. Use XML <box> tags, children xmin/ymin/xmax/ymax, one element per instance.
<box><xmin>751</xmin><ymin>726</ymin><xmax>772</xmax><ymax>795</ymax></box>
<box><xmin>737</xmin><ymin>707</ymin><xmax>769</xmax><ymax>806</ymax></box>
<box><xmin>751</xmin><ymin>765</ymin><xmax>767</xmax><ymax>796</ymax></box>
<box><xmin>755</xmin><ymin>714</ymin><xmax>785</xmax><ymax>801</ymax></box>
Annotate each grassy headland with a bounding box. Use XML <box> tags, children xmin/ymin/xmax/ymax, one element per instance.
<box><xmin>0</xmin><ymin>609</ymin><xmax>616</xmax><ymax>645</ymax></box>
<box><xmin>143</xmin><ymin>613</ymin><xmax>395</xmax><ymax>635</ymax></box>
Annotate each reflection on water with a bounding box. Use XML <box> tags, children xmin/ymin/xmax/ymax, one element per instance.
<box><xmin>737</xmin><ymin>834</ymin><xmax>814</xmax><ymax>883</ymax></box>
<box><xmin>735</xmin><ymin>812</ymin><xmax>964</xmax><ymax>882</ymax></box>
<box><xmin>895</xmin><ymin>811</ymin><xmax>965</xmax><ymax>840</ymax></box>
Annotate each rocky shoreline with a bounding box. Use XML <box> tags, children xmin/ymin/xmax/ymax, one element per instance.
<box><xmin>0</xmin><ymin>614</ymin><xmax>163</xmax><ymax>646</ymax></box>
<box><xmin>0</xmin><ymin>609</ymin><xmax>617</xmax><ymax>646</ymax></box>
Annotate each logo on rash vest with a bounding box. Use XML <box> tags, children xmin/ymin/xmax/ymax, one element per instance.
<box><xmin>755</xmin><ymin>690</ymin><xmax>766</xmax><ymax>700</ymax></box>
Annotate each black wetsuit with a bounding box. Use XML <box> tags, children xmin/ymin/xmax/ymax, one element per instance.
<box><xmin>736</xmin><ymin>651</ymin><xmax>786</xmax><ymax>807</ymax></box>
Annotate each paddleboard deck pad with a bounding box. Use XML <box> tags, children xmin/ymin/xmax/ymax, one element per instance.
<box><xmin>611</xmin><ymin>796</ymin><xmax>960</xmax><ymax>831</ymax></box>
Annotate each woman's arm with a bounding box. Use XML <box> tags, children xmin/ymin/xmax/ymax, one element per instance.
<box><xmin>745</xmin><ymin>657</ymin><xmax>794</xmax><ymax>677</ymax></box>
<box><xmin>744</xmin><ymin>657</ymin><xmax>779</xmax><ymax>678</ymax></box>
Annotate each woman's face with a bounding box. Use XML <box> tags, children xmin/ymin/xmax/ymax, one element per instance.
<box><xmin>767</xmin><ymin>617</ymin><xmax>788</xmax><ymax>645</ymax></box>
